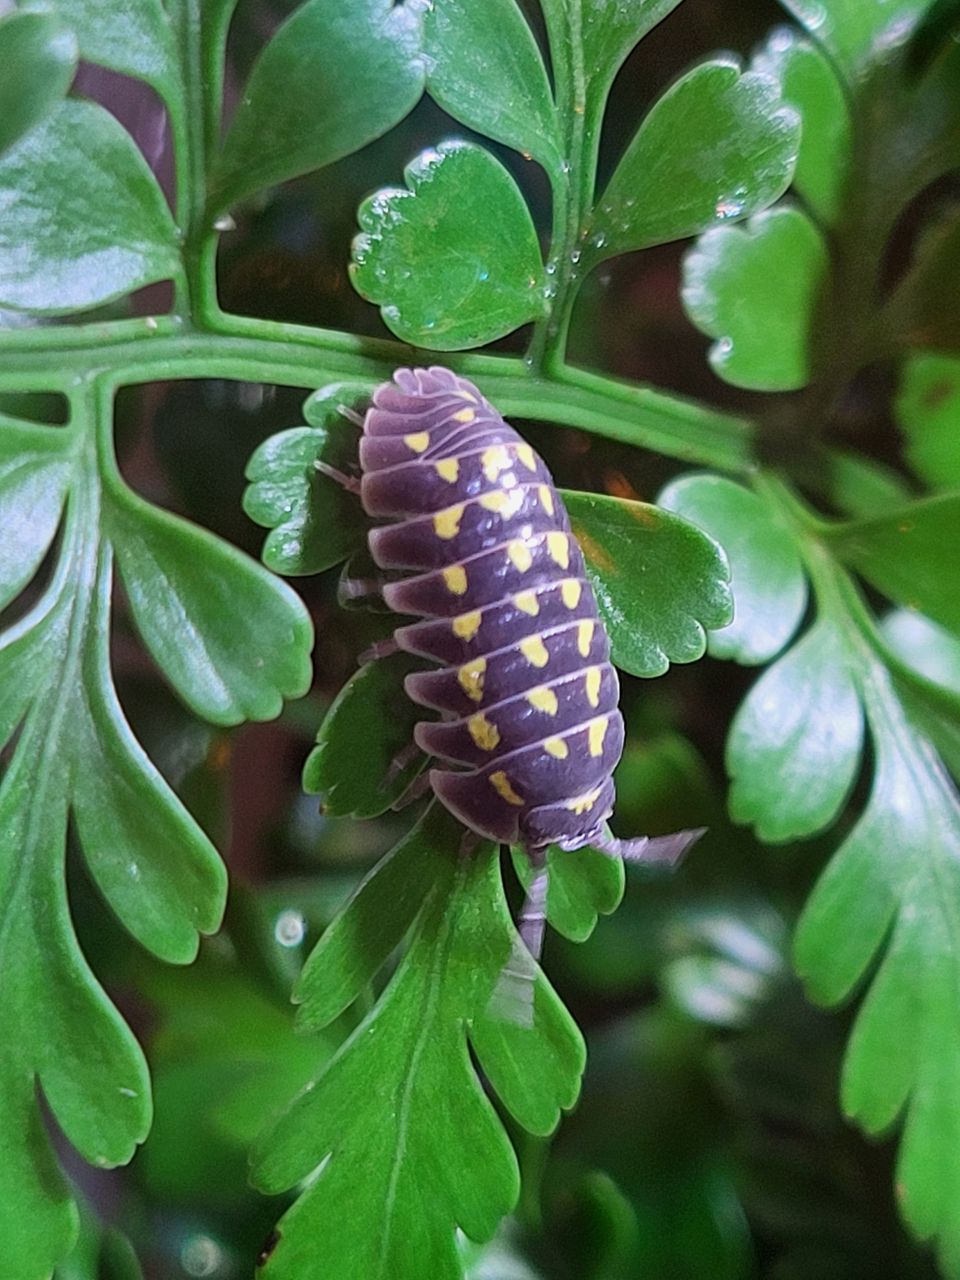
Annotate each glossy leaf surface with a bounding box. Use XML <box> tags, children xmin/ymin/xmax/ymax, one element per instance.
<box><xmin>586</xmin><ymin>59</ymin><xmax>799</xmax><ymax>262</ymax></box>
<box><xmin>424</xmin><ymin>0</ymin><xmax>561</xmax><ymax>173</ymax></box>
<box><xmin>781</xmin><ymin>0</ymin><xmax>936</xmax><ymax>80</ymax></box>
<box><xmin>896</xmin><ymin>353</ymin><xmax>960</xmax><ymax>490</ymax></box>
<box><xmin>352</xmin><ymin>141</ymin><xmax>547</xmax><ymax>349</ymax></box>
<box><xmin>563</xmin><ymin>490</ymin><xmax>733</xmax><ymax>677</ymax></box>
<box><xmin>795</xmin><ymin>657</ymin><xmax>960</xmax><ymax>1277</ymax></box>
<box><xmin>658</xmin><ymin>474</ymin><xmax>808</xmax><ymax>664</ymax></box>
<box><xmin>212</xmin><ymin>0</ymin><xmax>426</xmax><ymax>211</ymax></box>
<box><xmin>727</xmin><ymin>620</ymin><xmax>864</xmax><ymax>840</ymax></box>
<box><xmin>825</xmin><ymin>494</ymin><xmax>960</xmax><ymax>635</ymax></box>
<box><xmin>244</xmin><ymin>385</ymin><xmax>368</xmax><ymax>575</ymax></box>
<box><xmin>682</xmin><ymin>206</ymin><xmax>829</xmax><ymax>390</ymax></box>
<box><xmin>108</xmin><ymin>490</ymin><xmax>314</xmax><ymax>726</ymax></box>
<box><xmin>0</xmin><ymin>10</ymin><xmax>77</xmax><ymax>157</ymax></box>
<box><xmin>753</xmin><ymin>27</ymin><xmax>851</xmax><ymax>224</ymax></box>
<box><xmin>253</xmin><ymin>805</ymin><xmax>585</xmax><ymax>1280</ymax></box>
<box><xmin>0</xmin><ymin>421</ymin><xmax>72</xmax><ymax>611</ymax></box>
<box><xmin>0</xmin><ymin>100</ymin><xmax>179</xmax><ymax>314</ymax></box>
<box><xmin>883</xmin><ymin>609</ymin><xmax>960</xmax><ymax>695</ymax></box>
<box><xmin>31</xmin><ymin>0</ymin><xmax>175</xmax><ymax>87</ymax></box>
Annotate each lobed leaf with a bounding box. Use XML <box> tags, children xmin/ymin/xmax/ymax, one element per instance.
<box><xmin>351</xmin><ymin>141</ymin><xmax>547</xmax><ymax>349</ymax></box>
<box><xmin>212</xmin><ymin>0</ymin><xmax>426</xmax><ymax>212</ymax></box>
<box><xmin>253</xmin><ymin>806</ymin><xmax>586</xmax><ymax>1280</ymax></box>
<box><xmin>795</xmin><ymin>658</ymin><xmax>960</xmax><ymax>1275</ymax></box>
<box><xmin>752</xmin><ymin>27</ymin><xmax>851</xmax><ymax>225</ymax></box>
<box><xmin>107</xmin><ymin>487</ymin><xmax>314</xmax><ymax>725</ymax></box>
<box><xmin>780</xmin><ymin>0</ymin><xmax>937</xmax><ymax>80</ymax></box>
<box><xmin>883</xmin><ymin>609</ymin><xmax>960</xmax><ymax>695</ymax></box>
<box><xmin>0</xmin><ymin>100</ymin><xmax>179</xmax><ymax>315</ymax></box>
<box><xmin>824</xmin><ymin>493</ymin><xmax>960</xmax><ymax>635</ymax></box>
<box><xmin>302</xmin><ymin>650</ymin><xmax>428</xmax><ymax>818</ymax></box>
<box><xmin>424</xmin><ymin>0</ymin><xmax>561</xmax><ymax>174</ymax></box>
<box><xmin>562</xmin><ymin>490</ymin><xmax>733</xmax><ymax>677</ymax></box>
<box><xmin>658</xmin><ymin>474</ymin><xmax>808</xmax><ymax>664</ymax></box>
<box><xmin>0</xmin><ymin>10</ymin><xmax>77</xmax><ymax>157</ymax></box>
<box><xmin>585</xmin><ymin>59</ymin><xmax>799</xmax><ymax>263</ymax></box>
<box><xmin>0</xmin><ymin>421</ymin><xmax>73</xmax><ymax>611</ymax></box>
<box><xmin>896</xmin><ymin>352</ymin><xmax>960</xmax><ymax>490</ymax></box>
<box><xmin>727</xmin><ymin>619</ymin><xmax>864</xmax><ymax>841</ymax></box>
<box><xmin>25</xmin><ymin>0</ymin><xmax>175</xmax><ymax>88</ymax></box>
<box><xmin>243</xmin><ymin>385</ymin><xmax>369</xmax><ymax>575</ymax></box>
<box><xmin>682</xmin><ymin>205</ymin><xmax>830</xmax><ymax>391</ymax></box>
<box><xmin>511</xmin><ymin>843</ymin><xmax>625</xmax><ymax>945</ymax></box>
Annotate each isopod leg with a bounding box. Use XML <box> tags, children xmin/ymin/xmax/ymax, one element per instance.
<box><xmin>488</xmin><ymin>846</ymin><xmax>549</xmax><ymax>1030</ymax></box>
<box><xmin>593</xmin><ymin>826</ymin><xmax>706</xmax><ymax>865</ymax></box>
<box><xmin>314</xmin><ymin>458</ymin><xmax>362</xmax><ymax>494</ymax></box>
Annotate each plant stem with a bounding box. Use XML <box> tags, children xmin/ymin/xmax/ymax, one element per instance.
<box><xmin>0</xmin><ymin>319</ymin><xmax>753</xmax><ymax>472</ymax></box>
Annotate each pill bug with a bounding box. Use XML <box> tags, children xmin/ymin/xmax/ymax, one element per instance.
<box><xmin>325</xmin><ymin>367</ymin><xmax>702</xmax><ymax>978</ymax></box>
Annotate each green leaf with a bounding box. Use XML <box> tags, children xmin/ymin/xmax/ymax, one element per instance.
<box><xmin>72</xmin><ymin>561</ymin><xmax>227</xmax><ymax>965</ymax></box>
<box><xmin>244</xmin><ymin>386</ymin><xmax>369</xmax><ymax>575</ymax></box>
<box><xmin>0</xmin><ymin>421</ymin><xmax>73</xmax><ymax>611</ymax></box>
<box><xmin>424</xmin><ymin>0</ymin><xmax>561</xmax><ymax>173</ymax></box>
<box><xmin>794</xmin><ymin>657</ymin><xmax>960</xmax><ymax>1275</ymax></box>
<box><xmin>562</xmin><ymin>490</ymin><xmax>733</xmax><ymax>677</ymax></box>
<box><xmin>887</xmin><ymin>211</ymin><xmax>960</xmax><ymax>353</ymax></box>
<box><xmin>896</xmin><ymin>353</ymin><xmax>960</xmax><ymax>490</ymax></box>
<box><xmin>211</xmin><ymin>0</ymin><xmax>425</xmax><ymax>212</ymax></box>
<box><xmin>753</xmin><ymin>28</ymin><xmax>851</xmax><ymax>225</ymax></box>
<box><xmin>511</xmin><ymin>844</ymin><xmax>625</xmax><ymax>944</ymax></box>
<box><xmin>0</xmin><ymin>100</ymin><xmax>180</xmax><ymax>315</ymax></box>
<box><xmin>302</xmin><ymin>650</ymin><xmax>428</xmax><ymax>817</ymax></box>
<box><xmin>682</xmin><ymin>205</ymin><xmax>829</xmax><ymax>391</ymax></box>
<box><xmin>824</xmin><ymin>494</ymin><xmax>960</xmax><ymax>635</ymax></box>
<box><xmin>0</xmin><ymin>10</ymin><xmax>77</xmax><ymax>157</ymax></box>
<box><xmin>574</xmin><ymin>0</ymin><xmax>684</xmax><ymax>116</ymax></box>
<box><xmin>658</xmin><ymin>474</ymin><xmax>808</xmax><ymax>664</ymax></box>
<box><xmin>780</xmin><ymin>0</ymin><xmax>936</xmax><ymax>79</ymax></box>
<box><xmin>351</xmin><ymin>141</ymin><xmax>547</xmax><ymax>349</ymax></box>
<box><xmin>23</xmin><ymin>0</ymin><xmax>175</xmax><ymax>88</ymax></box>
<box><xmin>727</xmin><ymin>620</ymin><xmax>864</xmax><ymax>841</ymax></box>
<box><xmin>585</xmin><ymin>59</ymin><xmax>799</xmax><ymax>262</ymax></box>
<box><xmin>253</xmin><ymin>805</ymin><xmax>585</xmax><ymax>1280</ymax></box>
<box><xmin>107</xmin><ymin>487</ymin><xmax>314</xmax><ymax>725</ymax></box>
<box><xmin>883</xmin><ymin>609</ymin><xmax>960</xmax><ymax>695</ymax></box>
<box><xmin>822</xmin><ymin>449</ymin><xmax>913</xmax><ymax>518</ymax></box>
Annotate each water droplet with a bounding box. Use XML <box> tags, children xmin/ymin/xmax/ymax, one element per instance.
<box><xmin>478</xmin><ymin>269</ymin><xmax>489</xmax><ymax>282</ymax></box>
<box><xmin>714</xmin><ymin>194</ymin><xmax>746</xmax><ymax>220</ymax></box>
<box><xmin>181</xmin><ymin>1234</ymin><xmax>223</xmax><ymax>1278</ymax></box>
<box><xmin>545</xmin><ymin>262</ymin><xmax>557</xmax><ymax>276</ymax></box>
<box><xmin>589</xmin><ymin>231</ymin><xmax>607</xmax><ymax>249</ymax></box>
<box><xmin>570</xmin><ymin>248</ymin><xmax>582</xmax><ymax>264</ymax></box>
<box><xmin>129</xmin><ymin>862</ymin><xmax>140</xmax><ymax>881</ymax></box>
<box><xmin>274</xmin><ymin>909</ymin><xmax>306</xmax><ymax>948</ymax></box>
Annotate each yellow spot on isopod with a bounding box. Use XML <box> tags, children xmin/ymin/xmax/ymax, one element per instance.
<box><xmin>561</xmin><ymin>579</ymin><xmax>582</xmax><ymax>609</ymax></box>
<box><xmin>544</xmin><ymin>736</ymin><xmax>569</xmax><ymax>759</ymax></box>
<box><xmin>520</xmin><ymin>635</ymin><xmax>549</xmax><ymax>668</ymax></box>
<box><xmin>453</xmin><ymin>407</ymin><xmax>476</xmax><ymax>423</ymax></box>
<box><xmin>577</xmin><ymin>619</ymin><xmax>594</xmax><ymax>656</ymax></box>
<box><xmin>539</xmin><ymin>485</ymin><xmax>555</xmax><ymax>516</ymax></box>
<box><xmin>434</xmin><ymin>504</ymin><xmax>465</xmax><ymax>539</ymax></box>
<box><xmin>404</xmin><ymin>431</ymin><xmax>429</xmax><ymax>453</ymax></box>
<box><xmin>443</xmin><ymin>565</ymin><xmax>468</xmax><ymax>595</ymax></box>
<box><xmin>514</xmin><ymin>590</ymin><xmax>539</xmax><ymax>616</ymax></box>
<box><xmin>453</xmin><ymin>610</ymin><xmax>482</xmax><ymax>641</ymax></box>
<box><xmin>507</xmin><ymin>540</ymin><xmax>533</xmax><ymax>572</ymax></box>
<box><xmin>468</xmin><ymin>713</ymin><xmax>500</xmax><ymax>751</ymax></box>
<box><xmin>481</xmin><ymin>446</ymin><xmax>512</xmax><ymax>481</ymax></box>
<box><xmin>456</xmin><ymin>389</ymin><xmax>478</xmax><ymax>403</ymax></box>
<box><xmin>585</xmin><ymin>667</ymin><xmax>602</xmax><ymax>707</ymax></box>
<box><xmin>546</xmin><ymin>531</ymin><xmax>569</xmax><ymax>569</ymax></box>
<box><xmin>490</xmin><ymin>770</ymin><xmax>524</xmax><ymax>806</ymax></box>
<box><xmin>516</xmin><ymin>443</ymin><xmax>537</xmax><ymax>472</ymax></box>
<box><xmin>458</xmin><ymin>657</ymin><xmax>486</xmax><ymax>702</ymax></box>
<box><xmin>526</xmin><ymin>686</ymin><xmax>558</xmax><ymax>715</ymax></box>
<box><xmin>479</xmin><ymin>489</ymin><xmax>510</xmax><ymax>513</ymax></box>
<box><xmin>588</xmin><ymin>716</ymin><xmax>609</xmax><ymax>757</ymax></box>
<box><xmin>566</xmin><ymin>787</ymin><xmax>602</xmax><ymax>815</ymax></box>
<box><xmin>435</xmin><ymin>458</ymin><xmax>459</xmax><ymax>482</ymax></box>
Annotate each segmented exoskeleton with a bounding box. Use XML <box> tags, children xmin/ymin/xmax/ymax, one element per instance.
<box><xmin>328</xmin><ymin>367</ymin><xmax>701</xmax><ymax>980</ymax></box>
